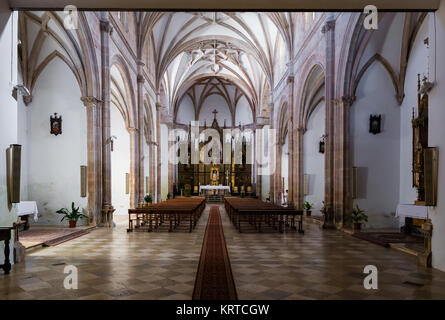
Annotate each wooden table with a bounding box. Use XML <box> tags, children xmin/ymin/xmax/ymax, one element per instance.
<box><xmin>0</xmin><ymin>227</ymin><xmax>14</xmax><ymax>274</ymax></box>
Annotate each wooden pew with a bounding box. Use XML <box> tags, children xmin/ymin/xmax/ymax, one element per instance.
<box><xmin>224</xmin><ymin>198</ymin><xmax>304</xmax><ymax>233</ymax></box>
<box><xmin>128</xmin><ymin>197</ymin><xmax>206</xmax><ymax>233</ymax></box>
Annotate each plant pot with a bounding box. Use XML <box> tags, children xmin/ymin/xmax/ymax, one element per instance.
<box><xmin>353</xmin><ymin>223</ymin><xmax>361</xmax><ymax>231</ymax></box>
<box><xmin>306</xmin><ymin>210</ymin><xmax>312</xmax><ymax>217</ymax></box>
<box><xmin>69</xmin><ymin>220</ymin><xmax>77</xmax><ymax>228</ymax></box>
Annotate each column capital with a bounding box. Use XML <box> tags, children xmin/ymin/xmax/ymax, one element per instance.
<box><xmin>287</xmin><ymin>76</ymin><xmax>294</xmax><ymax>84</ymax></box>
<box><xmin>100</xmin><ymin>20</ymin><xmax>113</xmax><ymax>34</ymax></box>
<box><xmin>296</xmin><ymin>126</ymin><xmax>306</xmax><ymax>133</ymax></box>
<box><xmin>333</xmin><ymin>95</ymin><xmax>355</xmax><ymax>106</ymax></box>
<box><xmin>81</xmin><ymin>96</ymin><xmax>101</xmax><ymax>107</ymax></box>
<box><xmin>127</xmin><ymin>127</ymin><xmax>139</xmax><ymax>133</ymax></box>
<box><xmin>137</xmin><ymin>74</ymin><xmax>145</xmax><ymax>83</ymax></box>
<box><xmin>321</xmin><ymin>20</ymin><xmax>336</xmax><ymax>34</ymax></box>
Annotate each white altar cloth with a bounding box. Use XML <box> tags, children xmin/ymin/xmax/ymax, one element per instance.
<box><xmin>199</xmin><ymin>185</ymin><xmax>230</xmax><ymax>193</ymax></box>
<box><xmin>17</xmin><ymin>201</ymin><xmax>39</xmax><ymax>221</ymax></box>
<box><xmin>396</xmin><ymin>204</ymin><xmax>428</xmax><ymax>219</ymax></box>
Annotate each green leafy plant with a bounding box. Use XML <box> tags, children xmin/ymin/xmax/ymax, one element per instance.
<box><xmin>144</xmin><ymin>194</ymin><xmax>153</xmax><ymax>203</ymax></box>
<box><xmin>56</xmin><ymin>202</ymin><xmax>88</xmax><ymax>222</ymax></box>
<box><xmin>184</xmin><ymin>188</ymin><xmax>191</xmax><ymax>197</ymax></box>
<box><xmin>351</xmin><ymin>205</ymin><xmax>368</xmax><ymax>224</ymax></box>
<box><xmin>302</xmin><ymin>201</ymin><xmax>313</xmax><ymax>211</ymax></box>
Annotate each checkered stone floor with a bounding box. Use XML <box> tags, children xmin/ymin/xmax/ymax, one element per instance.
<box><xmin>1</xmin><ymin>204</ymin><xmax>445</xmax><ymax>300</ymax></box>
<box><xmin>221</xmin><ymin>205</ymin><xmax>445</xmax><ymax>300</ymax></box>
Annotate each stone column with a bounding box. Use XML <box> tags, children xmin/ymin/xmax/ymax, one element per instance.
<box><xmin>150</xmin><ymin>141</ymin><xmax>156</xmax><ymax>196</ymax></box>
<box><xmin>100</xmin><ymin>16</ymin><xmax>115</xmax><ymax>227</ymax></box>
<box><xmin>156</xmin><ymin>103</ymin><xmax>162</xmax><ymax>202</ymax></box>
<box><xmin>275</xmin><ymin>143</ymin><xmax>282</xmax><ymax>204</ymax></box>
<box><xmin>167</xmin><ymin>123</ymin><xmax>174</xmax><ymax>197</ymax></box>
<box><xmin>137</xmin><ymin>67</ymin><xmax>145</xmax><ymax>204</ymax></box>
<box><xmin>321</xmin><ymin>18</ymin><xmax>336</xmax><ymax>229</ymax></box>
<box><xmin>81</xmin><ymin>96</ymin><xmax>102</xmax><ymax>226</ymax></box>
<box><xmin>128</xmin><ymin>127</ymin><xmax>139</xmax><ymax>209</ymax></box>
<box><xmin>295</xmin><ymin>127</ymin><xmax>305</xmax><ymax>209</ymax></box>
<box><xmin>255</xmin><ymin>125</ymin><xmax>263</xmax><ymax>200</ymax></box>
<box><xmin>287</xmin><ymin>75</ymin><xmax>295</xmax><ymax>207</ymax></box>
<box><xmin>333</xmin><ymin>96</ymin><xmax>353</xmax><ymax>228</ymax></box>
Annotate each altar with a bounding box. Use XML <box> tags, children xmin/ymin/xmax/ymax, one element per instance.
<box><xmin>199</xmin><ymin>185</ymin><xmax>230</xmax><ymax>195</ymax></box>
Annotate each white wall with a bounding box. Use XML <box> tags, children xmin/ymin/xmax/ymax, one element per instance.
<box><xmin>235</xmin><ymin>96</ymin><xmax>253</xmax><ymax>125</ymax></box>
<box><xmin>351</xmin><ymin>63</ymin><xmax>400</xmax><ymax>229</ymax></box>
<box><xmin>199</xmin><ymin>94</ymin><xmax>232</xmax><ymax>127</ymax></box>
<box><xmin>303</xmin><ymin>101</ymin><xmax>325</xmax><ymax>214</ymax></box>
<box><xmin>427</xmin><ymin>5</ymin><xmax>445</xmax><ymax>272</ymax></box>
<box><xmin>176</xmin><ymin>95</ymin><xmax>195</xmax><ymax>125</ymax></box>
<box><xmin>0</xmin><ymin>7</ymin><xmax>18</xmax><ymax>264</ymax></box>
<box><xmin>25</xmin><ymin>58</ymin><xmax>88</xmax><ymax>226</ymax></box>
<box><xmin>110</xmin><ymin>103</ymin><xmax>130</xmax><ymax>215</ymax></box>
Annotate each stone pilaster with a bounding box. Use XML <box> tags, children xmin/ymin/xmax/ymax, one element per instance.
<box><xmin>287</xmin><ymin>75</ymin><xmax>295</xmax><ymax>207</ymax></box>
<box><xmin>322</xmin><ymin>18</ymin><xmax>336</xmax><ymax>229</ymax></box>
<box><xmin>128</xmin><ymin>127</ymin><xmax>139</xmax><ymax>209</ymax></box>
<box><xmin>81</xmin><ymin>96</ymin><xmax>102</xmax><ymax>226</ymax></box>
<box><xmin>333</xmin><ymin>96</ymin><xmax>353</xmax><ymax>229</ymax></box>
<box><xmin>136</xmin><ymin>66</ymin><xmax>145</xmax><ymax>204</ymax></box>
<box><xmin>100</xmin><ymin>16</ymin><xmax>115</xmax><ymax>227</ymax></box>
<box><xmin>295</xmin><ymin>127</ymin><xmax>305</xmax><ymax>209</ymax></box>
<box><xmin>156</xmin><ymin>102</ymin><xmax>162</xmax><ymax>202</ymax></box>
<box><xmin>166</xmin><ymin>122</ymin><xmax>174</xmax><ymax>197</ymax></box>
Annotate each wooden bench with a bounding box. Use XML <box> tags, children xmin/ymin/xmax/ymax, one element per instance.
<box><xmin>224</xmin><ymin>198</ymin><xmax>304</xmax><ymax>233</ymax></box>
<box><xmin>128</xmin><ymin>197</ymin><xmax>206</xmax><ymax>233</ymax></box>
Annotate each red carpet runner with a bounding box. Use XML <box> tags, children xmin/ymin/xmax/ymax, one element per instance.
<box><xmin>192</xmin><ymin>206</ymin><xmax>238</xmax><ymax>300</ymax></box>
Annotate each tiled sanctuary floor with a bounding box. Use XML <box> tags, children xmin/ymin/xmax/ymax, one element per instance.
<box><xmin>1</xmin><ymin>204</ymin><xmax>445</xmax><ymax>300</ymax></box>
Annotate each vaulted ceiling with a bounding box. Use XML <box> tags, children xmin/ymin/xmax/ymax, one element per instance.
<box><xmin>140</xmin><ymin>12</ymin><xmax>297</xmax><ymax>119</ymax></box>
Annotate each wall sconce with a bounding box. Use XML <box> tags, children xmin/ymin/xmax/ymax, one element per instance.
<box><xmin>319</xmin><ymin>135</ymin><xmax>327</xmax><ymax>154</ymax></box>
<box><xmin>369</xmin><ymin>115</ymin><xmax>381</xmax><ymax>135</ymax></box>
<box><xmin>106</xmin><ymin>135</ymin><xmax>117</xmax><ymax>152</ymax></box>
<box><xmin>6</xmin><ymin>144</ymin><xmax>22</xmax><ymax>207</ymax></box>
<box><xmin>80</xmin><ymin>166</ymin><xmax>87</xmax><ymax>197</ymax></box>
<box><xmin>50</xmin><ymin>113</ymin><xmax>62</xmax><ymax>136</ymax></box>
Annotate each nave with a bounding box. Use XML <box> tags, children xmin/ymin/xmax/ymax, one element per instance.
<box><xmin>1</xmin><ymin>203</ymin><xmax>445</xmax><ymax>300</ymax></box>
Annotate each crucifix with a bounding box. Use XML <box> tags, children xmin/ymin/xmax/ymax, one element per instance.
<box><xmin>212</xmin><ymin>109</ymin><xmax>218</xmax><ymax>120</ymax></box>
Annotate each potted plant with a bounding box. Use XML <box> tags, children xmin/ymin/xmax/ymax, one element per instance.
<box><xmin>56</xmin><ymin>202</ymin><xmax>88</xmax><ymax>228</ymax></box>
<box><xmin>303</xmin><ymin>201</ymin><xmax>314</xmax><ymax>216</ymax></box>
<box><xmin>351</xmin><ymin>205</ymin><xmax>368</xmax><ymax>231</ymax></box>
<box><xmin>184</xmin><ymin>188</ymin><xmax>191</xmax><ymax>197</ymax></box>
<box><xmin>144</xmin><ymin>194</ymin><xmax>153</xmax><ymax>204</ymax></box>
